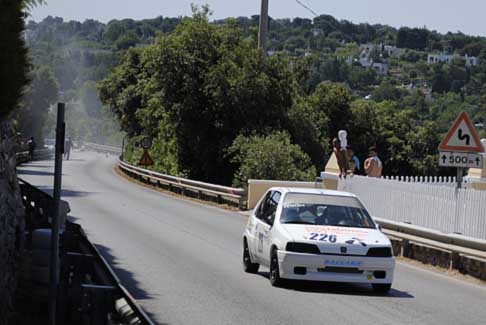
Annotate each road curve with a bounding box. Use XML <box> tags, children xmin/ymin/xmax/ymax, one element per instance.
<box><xmin>18</xmin><ymin>151</ymin><xmax>486</xmax><ymax>325</ymax></box>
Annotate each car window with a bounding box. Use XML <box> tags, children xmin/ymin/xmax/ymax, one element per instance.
<box><xmin>256</xmin><ymin>190</ymin><xmax>281</xmax><ymax>225</ymax></box>
<box><xmin>280</xmin><ymin>193</ymin><xmax>375</xmax><ymax>228</ymax></box>
<box><xmin>255</xmin><ymin>191</ymin><xmax>271</xmax><ymax>220</ymax></box>
<box><xmin>265</xmin><ymin>191</ymin><xmax>281</xmax><ymax>225</ymax></box>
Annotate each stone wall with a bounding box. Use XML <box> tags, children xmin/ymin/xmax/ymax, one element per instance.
<box><xmin>0</xmin><ymin>122</ymin><xmax>25</xmax><ymax>324</ymax></box>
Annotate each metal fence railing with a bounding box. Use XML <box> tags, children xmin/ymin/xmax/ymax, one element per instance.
<box><xmin>338</xmin><ymin>175</ymin><xmax>486</xmax><ymax>240</ymax></box>
<box><xmin>19</xmin><ymin>178</ymin><xmax>155</xmax><ymax>325</ymax></box>
<box><xmin>84</xmin><ymin>142</ymin><xmax>122</xmax><ymax>155</ymax></box>
<box><xmin>118</xmin><ymin>159</ymin><xmax>247</xmax><ymax>209</ymax></box>
<box><xmin>84</xmin><ymin>142</ymin><xmax>248</xmax><ymax>210</ymax></box>
<box><xmin>16</xmin><ymin>148</ymin><xmax>54</xmax><ymax>164</ymax></box>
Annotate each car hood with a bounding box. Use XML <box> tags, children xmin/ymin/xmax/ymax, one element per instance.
<box><xmin>281</xmin><ymin>224</ymin><xmax>391</xmax><ymax>255</ymax></box>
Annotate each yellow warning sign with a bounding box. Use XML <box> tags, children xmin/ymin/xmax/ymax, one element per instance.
<box><xmin>139</xmin><ymin>149</ymin><xmax>154</xmax><ymax>166</ymax></box>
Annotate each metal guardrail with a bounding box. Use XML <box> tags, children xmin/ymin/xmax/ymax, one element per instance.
<box><xmin>118</xmin><ymin>159</ymin><xmax>247</xmax><ymax>210</ymax></box>
<box><xmin>16</xmin><ymin>148</ymin><xmax>55</xmax><ymax>164</ymax></box>
<box><xmin>84</xmin><ymin>142</ymin><xmax>122</xmax><ymax>155</ymax></box>
<box><xmin>84</xmin><ymin>142</ymin><xmax>248</xmax><ymax>209</ymax></box>
<box><xmin>19</xmin><ymin>178</ymin><xmax>155</xmax><ymax>325</ymax></box>
<box><xmin>375</xmin><ymin>217</ymin><xmax>486</xmax><ymax>261</ymax></box>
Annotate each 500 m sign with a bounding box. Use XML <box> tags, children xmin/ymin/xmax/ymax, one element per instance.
<box><xmin>439</xmin><ymin>151</ymin><xmax>483</xmax><ymax>169</ymax></box>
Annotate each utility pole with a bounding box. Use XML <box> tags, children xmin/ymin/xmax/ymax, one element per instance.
<box><xmin>258</xmin><ymin>0</ymin><xmax>269</xmax><ymax>52</ymax></box>
<box><xmin>49</xmin><ymin>103</ymin><xmax>65</xmax><ymax>325</ymax></box>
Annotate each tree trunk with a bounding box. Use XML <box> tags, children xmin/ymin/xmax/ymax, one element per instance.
<box><xmin>0</xmin><ymin>121</ymin><xmax>25</xmax><ymax>324</ymax></box>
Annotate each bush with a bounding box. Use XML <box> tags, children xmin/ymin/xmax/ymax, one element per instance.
<box><xmin>227</xmin><ymin>132</ymin><xmax>317</xmax><ymax>188</ymax></box>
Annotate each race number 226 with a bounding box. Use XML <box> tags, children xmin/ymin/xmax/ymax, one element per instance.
<box><xmin>309</xmin><ymin>233</ymin><xmax>337</xmax><ymax>243</ymax></box>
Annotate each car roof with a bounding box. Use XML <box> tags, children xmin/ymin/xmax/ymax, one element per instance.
<box><xmin>268</xmin><ymin>187</ymin><xmax>358</xmax><ymax>198</ymax></box>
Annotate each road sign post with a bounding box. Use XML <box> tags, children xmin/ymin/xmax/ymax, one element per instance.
<box><xmin>438</xmin><ymin>111</ymin><xmax>483</xmax><ymax>189</ymax></box>
<box><xmin>49</xmin><ymin>102</ymin><xmax>65</xmax><ymax>325</ymax></box>
<box><xmin>139</xmin><ymin>137</ymin><xmax>154</xmax><ymax>166</ymax></box>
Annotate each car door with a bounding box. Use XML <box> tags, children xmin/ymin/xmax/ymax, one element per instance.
<box><xmin>254</xmin><ymin>190</ymin><xmax>281</xmax><ymax>266</ymax></box>
<box><xmin>251</xmin><ymin>191</ymin><xmax>271</xmax><ymax>263</ymax></box>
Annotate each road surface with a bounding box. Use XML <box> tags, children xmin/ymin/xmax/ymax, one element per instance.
<box><xmin>18</xmin><ymin>151</ymin><xmax>486</xmax><ymax>325</ymax></box>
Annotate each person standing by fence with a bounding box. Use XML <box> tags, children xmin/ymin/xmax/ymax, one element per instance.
<box><xmin>64</xmin><ymin>137</ymin><xmax>72</xmax><ymax>160</ymax></box>
<box><xmin>364</xmin><ymin>146</ymin><xmax>382</xmax><ymax>178</ymax></box>
<box><xmin>347</xmin><ymin>146</ymin><xmax>360</xmax><ymax>175</ymax></box>
<box><xmin>27</xmin><ymin>136</ymin><xmax>36</xmax><ymax>161</ymax></box>
<box><xmin>332</xmin><ymin>138</ymin><xmax>349</xmax><ymax>178</ymax></box>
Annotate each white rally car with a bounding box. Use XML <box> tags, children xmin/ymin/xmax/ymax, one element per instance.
<box><xmin>243</xmin><ymin>187</ymin><xmax>395</xmax><ymax>293</ymax></box>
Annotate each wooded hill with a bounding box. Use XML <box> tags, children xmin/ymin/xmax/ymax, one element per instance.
<box><xmin>23</xmin><ymin>9</ymin><xmax>486</xmax><ymax>185</ymax></box>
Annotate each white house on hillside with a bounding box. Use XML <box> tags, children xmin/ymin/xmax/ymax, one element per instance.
<box><xmin>427</xmin><ymin>53</ymin><xmax>478</xmax><ymax>66</ymax></box>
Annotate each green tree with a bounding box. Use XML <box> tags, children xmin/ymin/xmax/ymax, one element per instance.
<box><xmin>227</xmin><ymin>132</ymin><xmax>316</xmax><ymax>187</ymax></box>
<box><xmin>372</xmin><ymin>80</ymin><xmax>404</xmax><ymax>102</ymax></box>
<box><xmin>15</xmin><ymin>65</ymin><xmax>59</xmax><ymax>141</ymax></box>
<box><xmin>100</xmin><ymin>6</ymin><xmax>296</xmax><ymax>184</ymax></box>
<box><xmin>306</xmin><ymin>81</ymin><xmax>353</xmax><ymax>141</ymax></box>
<box><xmin>0</xmin><ymin>0</ymin><xmax>38</xmax><ymax>118</ymax></box>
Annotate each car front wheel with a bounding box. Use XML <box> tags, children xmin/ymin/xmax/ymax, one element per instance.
<box><xmin>243</xmin><ymin>239</ymin><xmax>259</xmax><ymax>274</ymax></box>
<box><xmin>269</xmin><ymin>250</ymin><xmax>284</xmax><ymax>287</ymax></box>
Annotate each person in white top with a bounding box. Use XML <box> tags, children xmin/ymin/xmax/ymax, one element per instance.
<box><xmin>364</xmin><ymin>146</ymin><xmax>382</xmax><ymax>178</ymax></box>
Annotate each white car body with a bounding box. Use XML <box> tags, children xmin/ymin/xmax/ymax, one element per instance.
<box><xmin>243</xmin><ymin>187</ymin><xmax>395</xmax><ymax>290</ymax></box>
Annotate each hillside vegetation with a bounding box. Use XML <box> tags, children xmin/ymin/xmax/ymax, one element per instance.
<box><xmin>24</xmin><ymin>7</ymin><xmax>486</xmax><ymax>185</ymax></box>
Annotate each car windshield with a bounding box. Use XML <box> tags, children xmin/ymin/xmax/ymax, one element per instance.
<box><xmin>280</xmin><ymin>193</ymin><xmax>376</xmax><ymax>229</ymax></box>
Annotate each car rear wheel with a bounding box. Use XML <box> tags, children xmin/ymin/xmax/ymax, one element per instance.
<box><xmin>243</xmin><ymin>240</ymin><xmax>259</xmax><ymax>274</ymax></box>
<box><xmin>269</xmin><ymin>250</ymin><xmax>284</xmax><ymax>287</ymax></box>
<box><xmin>372</xmin><ymin>283</ymin><xmax>392</xmax><ymax>294</ymax></box>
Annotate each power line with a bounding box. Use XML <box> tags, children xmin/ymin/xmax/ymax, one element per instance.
<box><xmin>295</xmin><ymin>0</ymin><xmax>319</xmax><ymax>17</ymax></box>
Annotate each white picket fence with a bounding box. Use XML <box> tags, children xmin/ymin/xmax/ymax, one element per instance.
<box><xmin>381</xmin><ymin>175</ymin><xmax>458</xmax><ymax>187</ymax></box>
<box><xmin>338</xmin><ymin>176</ymin><xmax>486</xmax><ymax>240</ymax></box>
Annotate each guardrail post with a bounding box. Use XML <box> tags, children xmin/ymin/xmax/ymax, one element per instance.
<box><xmin>401</xmin><ymin>239</ymin><xmax>410</xmax><ymax>257</ymax></box>
<box><xmin>451</xmin><ymin>252</ymin><xmax>461</xmax><ymax>270</ymax></box>
<box><xmin>238</xmin><ymin>198</ymin><xmax>246</xmax><ymax>211</ymax></box>
<box><xmin>80</xmin><ymin>284</ymin><xmax>116</xmax><ymax>325</ymax></box>
<box><xmin>217</xmin><ymin>194</ymin><xmax>222</xmax><ymax>204</ymax></box>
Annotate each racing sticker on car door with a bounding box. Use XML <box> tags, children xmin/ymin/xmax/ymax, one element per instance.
<box><xmin>258</xmin><ymin>232</ymin><xmax>264</xmax><ymax>253</ymax></box>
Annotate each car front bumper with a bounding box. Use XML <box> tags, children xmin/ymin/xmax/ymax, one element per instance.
<box><xmin>277</xmin><ymin>250</ymin><xmax>395</xmax><ymax>284</ymax></box>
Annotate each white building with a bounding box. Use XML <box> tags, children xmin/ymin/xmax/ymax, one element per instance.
<box><xmin>371</xmin><ymin>63</ymin><xmax>389</xmax><ymax>75</ymax></box>
<box><xmin>427</xmin><ymin>53</ymin><xmax>478</xmax><ymax>67</ymax></box>
<box><xmin>358</xmin><ymin>58</ymin><xmax>389</xmax><ymax>75</ymax></box>
<box><xmin>427</xmin><ymin>53</ymin><xmax>454</xmax><ymax>64</ymax></box>
<box><xmin>311</xmin><ymin>28</ymin><xmax>323</xmax><ymax>37</ymax></box>
<box><xmin>465</xmin><ymin>55</ymin><xmax>478</xmax><ymax>67</ymax></box>
<box><xmin>359</xmin><ymin>43</ymin><xmax>403</xmax><ymax>58</ymax></box>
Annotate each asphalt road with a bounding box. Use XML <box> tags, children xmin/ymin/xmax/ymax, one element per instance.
<box><xmin>18</xmin><ymin>151</ymin><xmax>486</xmax><ymax>325</ymax></box>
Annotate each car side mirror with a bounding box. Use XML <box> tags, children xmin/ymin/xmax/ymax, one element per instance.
<box><xmin>377</xmin><ymin>224</ymin><xmax>382</xmax><ymax>231</ymax></box>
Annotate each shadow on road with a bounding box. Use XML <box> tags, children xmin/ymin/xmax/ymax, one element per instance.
<box><xmin>18</xmin><ymin>163</ymin><xmax>52</xmax><ymax>168</ymax></box>
<box><xmin>256</xmin><ymin>271</ymin><xmax>414</xmax><ymax>298</ymax></box>
<box><xmin>17</xmin><ymin>169</ymin><xmax>57</xmax><ymax>176</ymax></box>
<box><xmin>94</xmin><ymin>244</ymin><xmax>162</xmax><ymax>323</ymax></box>
<box><xmin>33</xmin><ymin>185</ymin><xmax>95</xmax><ymax>198</ymax></box>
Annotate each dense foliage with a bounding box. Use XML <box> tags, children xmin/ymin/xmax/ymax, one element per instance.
<box><xmin>23</xmin><ymin>9</ymin><xmax>486</xmax><ymax>185</ymax></box>
<box><xmin>227</xmin><ymin>132</ymin><xmax>316</xmax><ymax>187</ymax></box>
<box><xmin>99</xmin><ymin>7</ymin><xmax>297</xmax><ymax>184</ymax></box>
<box><xmin>0</xmin><ymin>0</ymin><xmax>30</xmax><ymax>118</ymax></box>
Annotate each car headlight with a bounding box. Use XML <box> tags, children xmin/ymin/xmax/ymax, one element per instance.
<box><xmin>286</xmin><ymin>242</ymin><xmax>321</xmax><ymax>254</ymax></box>
<box><xmin>366</xmin><ymin>247</ymin><xmax>393</xmax><ymax>257</ymax></box>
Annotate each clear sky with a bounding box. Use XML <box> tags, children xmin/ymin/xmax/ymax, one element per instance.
<box><xmin>30</xmin><ymin>0</ymin><xmax>486</xmax><ymax>36</ymax></box>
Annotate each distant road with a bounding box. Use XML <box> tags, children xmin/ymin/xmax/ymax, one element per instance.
<box><xmin>18</xmin><ymin>151</ymin><xmax>486</xmax><ymax>325</ymax></box>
